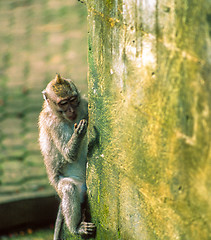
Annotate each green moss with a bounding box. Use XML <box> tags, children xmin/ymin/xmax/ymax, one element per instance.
<box><xmin>87</xmin><ymin>0</ymin><xmax>211</xmax><ymax>239</ymax></box>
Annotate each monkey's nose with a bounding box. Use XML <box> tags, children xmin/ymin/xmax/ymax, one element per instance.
<box><xmin>68</xmin><ymin>106</ymin><xmax>74</xmax><ymax>112</ymax></box>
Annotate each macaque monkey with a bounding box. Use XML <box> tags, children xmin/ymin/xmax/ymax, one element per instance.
<box><xmin>38</xmin><ymin>74</ymin><xmax>96</xmax><ymax>239</ymax></box>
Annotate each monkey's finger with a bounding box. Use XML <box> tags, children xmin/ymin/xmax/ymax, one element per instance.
<box><xmin>74</xmin><ymin>120</ymin><xmax>83</xmax><ymax>133</ymax></box>
<box><xmin>77</xmin><ymin>120</ymin><xmax>87</xmax><ymax>135</ymax></box>
<box><xmin>76</xmin><ymin>119</ymin><xmax>85</xmax><ymax>130</ymax></box>
<box><xmin>78</xmin><ymin>119</ymin><xmax>87</xmax><ymax>127</ymax></box>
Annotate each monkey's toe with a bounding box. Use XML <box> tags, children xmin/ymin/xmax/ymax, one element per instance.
<box><xmin>77</xmin><ymin>222</ymin><xmax>96</xmax><ymax>235</ymax></box>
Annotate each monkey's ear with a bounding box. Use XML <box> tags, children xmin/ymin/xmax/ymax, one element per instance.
<box><xmin>42</xmin><ymin>90</ymin><xmax>48</xmax><ymax>101</ymax></box>
<box><xmin>55</xmin><ymin>73</ymin><xmax>62</xmax><ymax>84</ymax></box>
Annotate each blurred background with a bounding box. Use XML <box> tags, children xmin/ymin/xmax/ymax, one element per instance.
<box><xmin>0</xmin><ymin>0</ymin><xmax>87</xmax><ymax>239</ymax></box>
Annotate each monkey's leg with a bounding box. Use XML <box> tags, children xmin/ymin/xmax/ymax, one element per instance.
<box><xmin>58</xmin><ymin>178</ymin><xmax>96</xmax><ymax>236</ymax></box>
<box><xmin>58</xmin><ymin>178</ymin><xmax>81</xmax><ymax>235</ymax></box>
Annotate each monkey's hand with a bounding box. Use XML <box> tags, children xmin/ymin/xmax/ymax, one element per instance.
<box><xmin>66</xmin><ymin>119</ymin><xmax>87</xmax><ymax>162</ymax></box>
<box><xmin>74</xmin><ymin>119</ymin><xmax>87</xmax><ymax>138</ymax></box>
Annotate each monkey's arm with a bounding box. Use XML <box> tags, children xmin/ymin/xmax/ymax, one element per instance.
<box><xmin>50</xmin><ymin>119</ymin><xmax>87</xmax><ymax>163</ymax></box>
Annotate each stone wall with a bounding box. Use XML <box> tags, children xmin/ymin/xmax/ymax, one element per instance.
<box><xmin>87</xmin><ymin>0</ymin><xmax>211</xmax><ymax>239</ymax></box>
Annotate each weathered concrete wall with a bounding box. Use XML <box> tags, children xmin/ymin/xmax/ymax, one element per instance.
<box><xmin>87</xmin><ymin>0</ymin><xmax>211</xmax><ymax>239</ymax></box>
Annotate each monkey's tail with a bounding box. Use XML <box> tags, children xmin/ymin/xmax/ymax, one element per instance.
<box><xmin>54</xmin><ymin>203</ymin><xmax>64</xmax><ymax>240</ymax></box>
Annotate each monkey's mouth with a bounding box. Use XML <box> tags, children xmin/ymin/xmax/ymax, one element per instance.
<box><xmin>67</xmin><ymin>112</ymin><xmax>77</xmax><ymax>120</ymax></box>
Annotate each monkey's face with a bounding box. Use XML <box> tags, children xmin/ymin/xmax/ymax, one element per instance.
<box><xmin>57</xmin><ymin>95</ymin><xmax>79</xmax><ymax>121</ymax></box>
<box><xmin>43</xmin><ymin>74</ymin><xmax>81</xmax><ymax>121</ymax></box>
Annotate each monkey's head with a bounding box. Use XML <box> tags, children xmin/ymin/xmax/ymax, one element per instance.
<box><xmin>42</xmin><ymin>74</ymin><xmax>80</xmax><ymax>121</ymax></box>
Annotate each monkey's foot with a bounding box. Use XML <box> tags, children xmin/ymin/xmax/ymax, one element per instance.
<box><xmin>77</xmin><ymin>222</ymin><xmax>96</xmax><ymax>236</ymax></box>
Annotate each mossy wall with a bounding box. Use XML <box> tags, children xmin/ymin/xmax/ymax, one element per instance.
<box><xmin>87</xmin><ymin>0</ymin><xmax>211</xmax><ymax>239</ymax></box>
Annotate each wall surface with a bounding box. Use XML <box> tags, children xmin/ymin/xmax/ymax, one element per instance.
<box><xmin>87</xmin><ymin>0</ymin><xmax>211</xmax><ymax>239</ymax></box>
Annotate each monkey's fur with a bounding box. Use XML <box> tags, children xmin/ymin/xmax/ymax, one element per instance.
<box><xmin>38</xmin><ymin>74</ymin><xmax>96</xmax><ymax>239</ymax></box>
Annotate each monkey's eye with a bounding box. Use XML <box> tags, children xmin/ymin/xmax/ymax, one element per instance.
<box><xmin>70</xmin><ymin>96</ymin><xmax>77</xmax><ymax>102</ymax></box>
<box><xmin>70</xmin><ymin>97</ymin><xmax>78</xmax><ymax>105</ymax></box>
<box><xmin>59</xmin><ymin>100</ymin><xmax>68</xmax><ymax>106</ymax></box>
